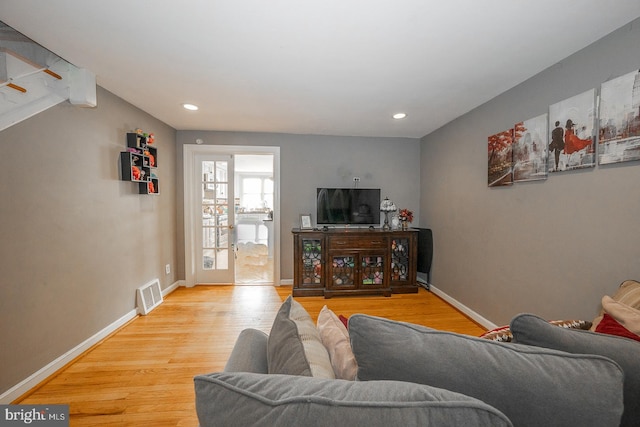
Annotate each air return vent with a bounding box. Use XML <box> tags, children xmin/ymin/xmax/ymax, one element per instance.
<box><xmin>136</xmin><ymin>278</ymin><xmax>163</xmax><ymax>315</ymax></box>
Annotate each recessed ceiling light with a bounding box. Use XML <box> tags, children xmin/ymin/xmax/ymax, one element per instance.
<box><xmin>183</xmin><ymin>103</ymin><xmax>199</xmax><ymax>111</ymax></box>
<box><xmin>392</xmin><ymin>112</ymin><xmax>407</xmax><ymax>119</ymax></box>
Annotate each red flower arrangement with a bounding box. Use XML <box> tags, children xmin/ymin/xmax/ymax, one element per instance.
<box><xmin>398</xmin><ymin>208</ymin><xmax>413</xmax><ymax>223</ymax></box>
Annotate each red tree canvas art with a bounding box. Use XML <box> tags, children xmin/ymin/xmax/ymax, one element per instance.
<box><xmin>488</xmin><ymin>128</ymin><xmax>514</xmax><ymax>187</ymax></box>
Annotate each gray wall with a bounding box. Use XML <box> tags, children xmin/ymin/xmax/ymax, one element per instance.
<box><xmin>0</xmin><ymin>87</ymin><xmax>178</xmax><ymax>394</ymax></box>
<box><xmin>420</xmin><ymin>19</ymin><xmax>640</xmax><ymax>325</ymax></box>
<box><xmin>176</xmin><ymin>131</ymin><xmax>421</xmax><ymax>280</ymax></box>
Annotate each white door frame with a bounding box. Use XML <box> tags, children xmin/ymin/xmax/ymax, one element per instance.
<box><xmin>183</xmin><ymin>144</ymin><xmax>280</xmax><ymax>287</ymax></box>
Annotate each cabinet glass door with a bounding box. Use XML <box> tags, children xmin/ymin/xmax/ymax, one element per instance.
<box><xmin>361</xmin><ymin>255</ymin><xmax>384</xmax><ymax>287</ymax></box>
<box><xmin>390</xmin><ymin>238</ymin><xmax>409</xmax><ymax>281</ymax></box>
<box><xmin>331</xmin><ymin>256</ymin><xmax>355</xmax><ymax>287</ymax></box>
<box><xmin>301</xmin><ymin>238</ymin><xmax>323</xmax><ymax>285</ymax></box>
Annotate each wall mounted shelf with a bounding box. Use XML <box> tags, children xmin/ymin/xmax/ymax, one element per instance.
<box><xmin>120</xmin><ymin>130</ymin><xmax>159</xmax><ymax>195</ymax></box>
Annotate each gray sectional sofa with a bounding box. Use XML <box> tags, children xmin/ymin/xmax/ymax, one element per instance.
<box><xmin>194</xmin><ymin>296</ymin><xmax>639</xmax><ymax>427</ymax></box>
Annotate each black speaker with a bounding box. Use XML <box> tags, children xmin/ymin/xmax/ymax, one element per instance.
<box><xmin>416</xmin><ymin>228</ymin><xmax>433</xmax><ymax>289</ymax></box>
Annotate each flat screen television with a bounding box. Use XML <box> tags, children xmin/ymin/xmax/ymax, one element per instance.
<box><xmin>316</xmin><ymin>188</ymin><xmax>381</xmax><ymax>226</ymax></box>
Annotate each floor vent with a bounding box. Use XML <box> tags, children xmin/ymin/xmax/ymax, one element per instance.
<box><xmin>136</xmin><ymin>279</ymin><xmax>163</xmax><ymax>315</ymax></box>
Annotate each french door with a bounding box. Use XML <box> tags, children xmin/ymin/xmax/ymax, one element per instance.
<box><xmin>195</xmin><ymin>154</ymin><xmax>235</xmax><ymax>284</ymax></box>
<box><xmin>184</xmin><ymin>144</ymin><xmax>280</xmax><ymax>287</ymax></box>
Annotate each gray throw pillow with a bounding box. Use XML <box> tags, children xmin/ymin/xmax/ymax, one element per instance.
<box><xmin>267</xmin><ymin>295</ymin><xmax>334</xmax><ymax>378</ymax></box>
<box><xmin>194</xmin><ymin>372</ymin><xmax>513</xmax><ymax>427</ymax></box>
<box><xmin>511</xmin><ymin>313</ymin><xmax>640</xmax><ymax>427</ymax></box>
<box><xmin>349</xmin><ymin>314</ymin><xmax>623</xmax><ymax>427</ymax></box>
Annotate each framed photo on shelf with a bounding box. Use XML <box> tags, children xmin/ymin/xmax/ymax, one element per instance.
<box><xmin>300</xmin><ymin>214</ymin><xmax>312</xmax><ymax>229</ymax></box>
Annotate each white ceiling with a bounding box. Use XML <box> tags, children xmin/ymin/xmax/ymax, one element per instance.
<box><xmin>2</xmin><ymin>1</ymin><xmax>640</xmax><ymax>139</ymax></box>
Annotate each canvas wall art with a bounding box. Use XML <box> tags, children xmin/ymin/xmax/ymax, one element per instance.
<box><xmin>488</xmin><ymin>128</ymin><xmax>513</xmax><ymax>187</ymax></box>
<box><xmin>513</xmin><ymin>113</ymin><xmax>548</xmax><ymax>182</ymax></box>
<box><xmin>548</xmin><ymin>89</ymin><xmax>597</xmax><ymax>172</ymax></box>
<box><xmin>598</xmin><ymin>69</ymin><xmax>640</xmax><ymax>165</ymax></box>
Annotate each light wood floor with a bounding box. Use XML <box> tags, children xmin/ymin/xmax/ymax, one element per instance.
<box><xmin>15</xmin><ymin>285</ymin><xmax>485</xmax><ymax>426</ymax></box>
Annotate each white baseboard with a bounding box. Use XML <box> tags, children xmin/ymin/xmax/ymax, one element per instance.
<box><xmin>429</xmin><ymin>284</ymin><xmax>498</xmax><ymax>331</ymax></box>
<box><xmin>0</xmin><ymin>308</ymin><xmax>137</xmax><ymax>403</ymax></box>
<box><xmin>162</xmin><ymin>280</ymin><xmax>183</xmax><ymax>296</ymax></box>
<box><xmin>279</xmin><ymin>279</ymin><xmax>293</xmax><ymax>286</ymax></box>
<box><xmin>1</xmin><ymin>280</ymin><xmax>183</xmax><ymax>404</ymax></box>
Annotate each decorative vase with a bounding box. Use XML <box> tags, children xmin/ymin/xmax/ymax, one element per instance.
<box><xmin>401</xmin><ymin>220</ymin><xmax>408</xmax><ymax>230</ymax></box>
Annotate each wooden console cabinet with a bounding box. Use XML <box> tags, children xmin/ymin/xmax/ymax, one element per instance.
<box><xmin>292</xmin><ymin>228</ymin><xmax>418</xmax><ymax>298</ymax></box>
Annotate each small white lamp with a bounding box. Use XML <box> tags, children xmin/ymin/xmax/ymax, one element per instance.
<box><xmin>380</xmin><ymin>197</ymin><xmax>397</xmax><ymax>230</ymax></box>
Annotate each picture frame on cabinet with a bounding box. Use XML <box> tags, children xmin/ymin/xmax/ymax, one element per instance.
<box><xmin>300</xmin><ymin>214</ymin><xmax>312</xmax><ymax>229</ymax></box>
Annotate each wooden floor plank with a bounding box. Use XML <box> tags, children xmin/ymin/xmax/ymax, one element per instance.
<box><xmin>16</xmin><ymin>285</ymin><xmax>485</xmax><ymax>426</ymax></box>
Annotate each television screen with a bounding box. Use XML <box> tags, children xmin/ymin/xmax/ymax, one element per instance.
<box><xmin>316</xmin><ymin>188</ymin><xmax>380</xmax><ymax>225</ymax></box>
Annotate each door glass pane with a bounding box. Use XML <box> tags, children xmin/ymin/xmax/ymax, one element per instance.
<box><xmin>203</xmin><ymin>227</ymin><xmax>216</xmax><ymax>248</ymax></box>
<box><xmin>216</xmin><ymin>249</ymin><xmax>229</xmax><ymax>269</ymax></box>
<box><xmin>201</xmin><ymin>160</ymin><xmax>229</xmax><ymax>271</ymax></box>
<box><xmin>203</xmin><ymin>249</ymin><xmax>215</xmax><ymax>270</ymax></box>
<box><xmin>216</xmin><ymin>163</ymin><xmax>228</xmax><ymax>182</ymax></box>
<box><xmin>203</xmin><ymin>161</ymin><xmax>215</xmax><ymax>183</ymax></box>
<box><xmin>216</xmin><ymin>183</ymin><xmax>228</xmax><ymax>198</ymax></box>
<box><xmin>218</xmin><ymin>226</ymin><xmax>229</xmax><ymax>248</ymax></box>
<box><xmin>217</xmin><ymin>207</ymin><xmax>228</xmax><ymax>226</ymax></box>
<box><xmin>202</xmin><ymin>215</ymin><xmax>215</xmax><ymax>226</ymax></box>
